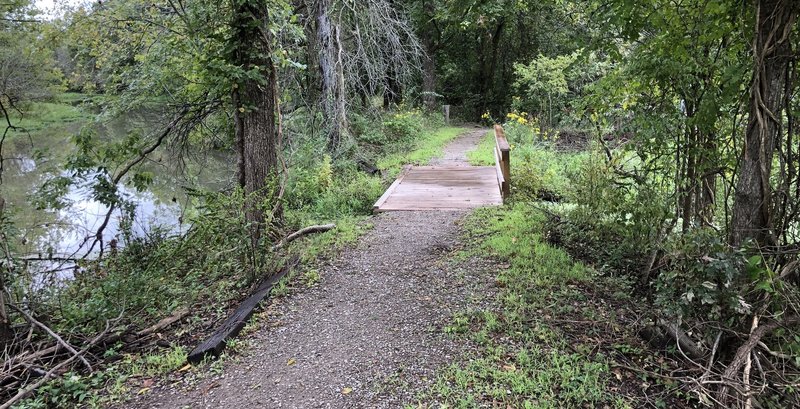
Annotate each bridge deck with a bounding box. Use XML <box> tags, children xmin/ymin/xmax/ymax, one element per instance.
<box><xmin>373</xmin><ymin>166</ymin><xmax>503</xmax><ymax>212</ymax></box>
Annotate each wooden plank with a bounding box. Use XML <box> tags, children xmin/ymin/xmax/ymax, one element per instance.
<box><xmin>187</xmin><ymin>261</ymin><xmax>295</xmax><ymax>364</ymax></box>
<box><xmin>403</xmin><ymin>175</ymin><xmax>497</xmax><ymax>182</ymax></box>
<box><xmin>404</xmin><ymin>170</ymin><xmax>496</xmax><ymax>177</ymax></box>
<box><xmin>385</xmin><ymin>193</ymin><xmax>497</xmax><ymax>197</ymax></box>
<box><xmin>376</xmin><ymin>203</ymin><xmax>502</xmax><ymax>212</ymax></box>
<box><xmin>388</xmin><ymin>184</ymin><xmax>500</xmax><ymax>191</ymax></box>
<box><xmin>374</xmin><ymin>164</ymin><xmax>504</xmax><ymax>212</ymax></box>
<box><xmin>380</xmin><ymin>197</ymin><xmax>501</xmax><ymax>206</ymax></box>
<box><xmin>385</xmin><ymin>191</ymin><xmax>499</xmax><ymax>196</ymax></box>
<box><xmin>384</xmin><ymin>193</ymin><xmax>501</xmax><ymax>201</ymax></box>
<box><xmin>385</xmin><ymin>199</ymin><xmax>500</xmax><ymax>205</ymax></box>
<box><xmin>397</xmin><ymin>181</ymin><xmax>498</xmax><ymax>189</ymax></box>
<box><xmin>494</xmin><ymin>146</ymin><xmax>505</xmax><ymax>185</ymax></box>
<box><xmin>372</xmin><ymin>165</ymin><xmax>410</xmax><ymax>212</ymax></box>
<box><xmin>382</xmin><ymin>201</ymin><xmax>500</xmax><ymax>207</ymax></box>
<box><xmin>412</xmin><ymin>165</ymin><xmax>494</xmax><ymax>171</ymax></box>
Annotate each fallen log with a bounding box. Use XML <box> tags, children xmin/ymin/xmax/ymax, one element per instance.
<box><xmin>357</xmin><ymin>159</ymin><xmax>380</xmax><ymax>175</ymax></box>
<box><xmin>135</xmin><ymin>307</ymin><xmax>190</xmax><ymax>337</ymax></box>
<box><xmin>187</xmin><ymin>261</ymin><xmax>295</xmax><ymax>364</ymax></box>
<box><xmin>270</xmin><ymin>224</ymin><xmax>336</xmax><ymax>252</ymax></box>
<box><xmin>639</xmin><ymin>319</ymin><xmax>704</xmax><ymax>361</ymax></box>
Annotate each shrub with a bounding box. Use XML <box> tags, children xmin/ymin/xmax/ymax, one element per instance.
<box><xmin>382</xmin><ymin>109</ymin><xmax>423</xmax><ymax>142</ymax></box>
<box><xmin>552</xmin><ymin>150</ymin><xmax>669</xmax><ymax>274</ymax></box>
<box><xmin>654</xmin><ymin>229</ymin><xmax>759</xmax><ymax>322</ymax></box>
<box><xmin>51</xmin><ymin>188</ymin><xmax>263</xmax><ymax>333</ymax></box>
<box><xmin>311</xmin><ymin>169</ymin><xmax>384</xmax><ymax>217</ymax></box>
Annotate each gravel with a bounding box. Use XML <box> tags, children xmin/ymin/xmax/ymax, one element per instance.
<box><xmin>126</xmin><ymin>128</ymin><xmax>497</xmax><ymax>409</ymax></box>
<box><xmin>429</xmin><ymin>127</ymin><xmax>487</xmax><ymax>167</ymax></box>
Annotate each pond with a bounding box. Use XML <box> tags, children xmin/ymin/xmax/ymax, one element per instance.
<box><xmin>1</xmin><ymin>95</ymin><xmax>234</xmax><ymax>279</ymax></box>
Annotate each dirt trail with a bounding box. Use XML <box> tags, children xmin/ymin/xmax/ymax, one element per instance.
<box><xmin>129</xmin><ymin>128</ymin><xmax>495</xmax><ymax>408</ymax></box>
<box><xmin>430</xmin><ymin>127</ymin><xmax>487</xmax><ymax>166</ymax></box>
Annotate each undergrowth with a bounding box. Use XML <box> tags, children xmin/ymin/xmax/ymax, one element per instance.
<box><xmin>413</xmin><ymin>204</ymin><xmax>621</xmax><ymax>408</ymax></box>
<box><xmin>12</xmin><ymin>101</ymin><xmax>465</xmax><ymax>408</ymax></box>
<box><xmin>414</xmin><ymin>202</ymin><xmax>687</xmax><ymax>408</ymax></box>
<box><xmin>414</xmin><ymin>129</ymin><xmax>693</xmax><ymax>407</ymax></box>
<box><xmin>467</xmin><ymin>127</ymin><xmax>587</xmax><ymax>200</ymax></box>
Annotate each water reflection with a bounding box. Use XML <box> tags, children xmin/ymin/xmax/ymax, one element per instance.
<box><xmin>41</xmin><ymin>172</ymin><xmax>185</xmax><ymax>258</ymax></box>
<box><xmin>3</xmin><ymin>101</ymin><xmax>233</xmax><ymax>282</ymax></box>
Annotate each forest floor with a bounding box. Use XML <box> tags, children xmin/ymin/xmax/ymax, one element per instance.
<box><xmin>124</xmin><ymin>129</ymin><xmax>501</xmax><ymax>408</ymax></box>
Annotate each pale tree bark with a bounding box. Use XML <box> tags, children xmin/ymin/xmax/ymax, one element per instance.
<box><xmin>315</xmin><ymin>0</ymin><xmax>348</xmax><ymax>153</ymax></box>
<box><xmin>421</xmin><ymin>39</ymin><xmax>437</xmax><ymax>111</ymax></box>
<box><xmin>420</xmin><ymin>0</ymin><xmax>439</xmax><ymax>111</ymax></box>
<box><xmin>231</xmin><ymin>0</ymin><xmax>280</xmax><ymax>245</ymax></box>
<box><xmin>731</xmin><ymin>0</ymin><xmax>798</xmax><ymax>246</ymax></box>
<box><xmin>0</xmin><ymin>197</ymin><xmax>10</xmax><ymax>347</ymax></box>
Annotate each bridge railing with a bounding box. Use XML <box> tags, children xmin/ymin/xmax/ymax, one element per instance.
<box><xmin>494</xmin><ymin>125</ymin><xmax>511</xmax><ymax>197</ymax></box>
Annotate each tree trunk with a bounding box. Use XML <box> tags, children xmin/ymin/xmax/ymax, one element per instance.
<box><xmin>231</xmin><ymin>0</ymin><xmax>280</xmax><ymax>246</ymax></box>
<box><xmin>232</xmin><ymin>87</ymin><xmax>246</xmax><ymax>188</ymax></box>
<box><xmin>0</xmin><ymin>197</ymin><xmax>11</xmax><ymax>347</ymax></box>
<box><xmin>680</xmin><ymin>100</ymin><xmax>697</xmax><ymax>232</ymax></box>
<box><xmin>315</xmin><ymin>0</ymin><xmax>348</xmax><ymax>153</ymax></box>
<box><xmin>420</xmin><ymin>1</ymin><xmax>438</xmax><ymax>112</ymax></box>
<box><xmin>730</xmin><ymin>0</ymin><xmax>798</xmax><ymax>246</ymax></box>
<box><xmin>422</xmin><ymin>41</ymin><xmax>437</xmax><ymax>112</ymax></box>
<box><xmin>698</xmin><ymin>131</ymin><xmax>717</xmax><ymax>227</ymax></box>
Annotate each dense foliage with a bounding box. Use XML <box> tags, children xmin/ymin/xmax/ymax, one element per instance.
<box><xmin>1</xmin><ymin>0</ymin><xmax>800</xmax><ymax>407</ymax></box>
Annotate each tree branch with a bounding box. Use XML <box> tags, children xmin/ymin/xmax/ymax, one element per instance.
<box><xmin>8</xmin><ymin>302</ymin><xmax>92</xmax><ymax>372</ymax></box>
<box><xmin>271</xmin><ymin>224</ymin><xmax>336</xmax><ymax>251</ymax></box>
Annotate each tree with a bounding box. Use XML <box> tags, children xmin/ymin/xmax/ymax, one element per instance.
<box><xmin>230</xmin><ymin>0</ymin><xmax>281</xmax><ymax>245</ymax></box>
<box><xmin>417</xmin><ymin>0</ymin><xmax>440</xmax><ymax>111</ymax></box>
<box><xmin>304</xmin><ymin>0</ymin><xmax>420</xmax><ymax>153</ymax></box>
<box><xmin>730</xmin><ymin>0</ymin><xmax>799</xmax><ymax>246</ymax></box>
<box><xmin>314</xmin><ymin>0</ymin><xmax>348</xmax><ymax>152</ymax></box>
<box><xmin>45</xmin><ymin>0</ymin><xmax>299</xmax><ymax>249</ymax></box>
<box><xmin>412</xmin><ymin>0</ymin><xmax>578</xmax><ymax>119</ymax></box>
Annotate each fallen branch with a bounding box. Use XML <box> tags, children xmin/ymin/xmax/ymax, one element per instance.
<box><xmin>135</xmin><ymin>307</ymin><xmax>190</xmax><ymax>337</ymax></box>
<box><xmin>9</xmin><ymin>304</ymin><xmax>92</xmax><ymax>373</ymax></box>
<box><xmin>661</xmin><ymin>319</ymin><xmax>705</xmax><ymax>362</ymax></box>
<box><xmin>270</xmin><ymin>224</ymin><xmax>336</xmax><ymax>252</ymax></box>
<box><xmin>717</xmin><ymin>315</ymin><xmax>800</xmax><ymax>404</ymax></box>
<box><xmin>639</xmin><ymin>319</ymin><xmax>704</xmax><ymax>361</ymax></box>
<box><xmin>0</xmin><ymin>321</ymin><xmax>111</xmax><ymax>409</ymax></box>
<box><xmin>1</xmin><ymin>344</ymin><xmax>60</xmax><ymax>383</ymax></box>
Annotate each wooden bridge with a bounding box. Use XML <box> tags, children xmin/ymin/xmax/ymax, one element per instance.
<box><xmin>374</xmin><ymin>125</ymin><xmax>511</xmax><ymax>212</ymax></box>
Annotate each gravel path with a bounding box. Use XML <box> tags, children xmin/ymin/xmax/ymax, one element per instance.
<box><xmin>430</xmin><ymin>127</ymin><xmax>487</xmax><ymax>167</ymax></box>
<box><xmin>128</xmin><ymin>128</ymin><xmax>496</xmax><ymax>408</ymax></box>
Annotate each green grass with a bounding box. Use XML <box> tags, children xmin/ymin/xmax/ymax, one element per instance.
<box><xmin>466</xmin><ymin>130</ymin><xmax>495</xmax><ymax>166</ymax></box>
<box><xmin>8</xmin><ymin>95</ymin><xmax>94</xmax><ymax>134</ymax></box>
<box><xmin>465</xmin><ymin>128</ymin><xmax>589</xmax><ymax>199</ymax></box>
<box><xmin>377</xmin><ymin>126</ymin><xmax>466</xmax><ymax>173</ymax></box>
<box><xmin>284</xmin><ymin>215</ymin><xmax>371</xmax><ymax>264</ymax></box>
<box><xmin>411</xmin><ymin>203</ymin><xmax>637</xmax><ymax>408</ymax></box>
<box><xmin>429</xmin><ymin>345</ymin><xmax>610</xmax><ymax>408</ymax></box>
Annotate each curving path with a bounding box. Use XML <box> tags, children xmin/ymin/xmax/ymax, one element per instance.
<box><xmin>128</xmin><ymin>128</ymin><xmax>496</xmax><ymax>408</ymax></box>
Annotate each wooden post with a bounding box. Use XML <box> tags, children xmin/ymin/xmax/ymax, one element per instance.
<box><xmin>443</xmin><ymin>105</ymin><xmax>450</xmax><ymax>125</ymax></box>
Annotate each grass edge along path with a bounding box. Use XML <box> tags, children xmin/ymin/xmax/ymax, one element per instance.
<box><xmin>378</xmin><ymin>126</ymin><xmax>467</xmax><ymax>174</ymax></box>
<box><xmin>410</xmin><ymin>202</ymin><xmax>683</xmax><ymax>409</ymax></box>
